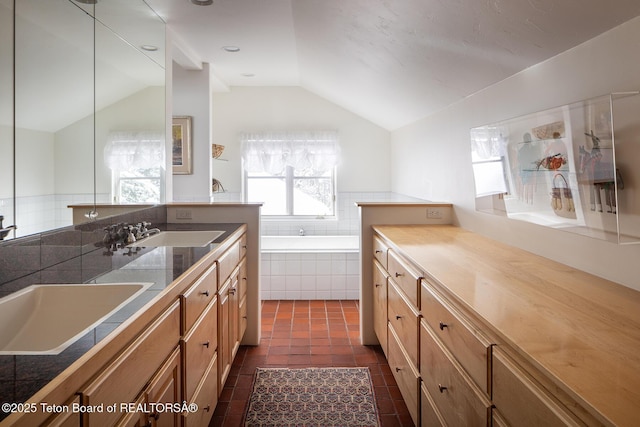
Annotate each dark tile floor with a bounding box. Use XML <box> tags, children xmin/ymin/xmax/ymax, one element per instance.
<box><xmin>210</xmin><ymin>300</ymin><xmax>413</xmax><ymax>426</ymax></box>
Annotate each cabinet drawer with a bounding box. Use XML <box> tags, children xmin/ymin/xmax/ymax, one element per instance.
<box><xmin>373</xmin><ymin>235</ymin><xmax>389</xmax><ymax>269</ymax></box>
<box><xmin>81</xmin><ymin>301</ymin><xmax>181</xmax><ymax>427</ymax></box>
<box><xmin>182</xmin><ymin>263</ymin><xmax>217</xmax><ymax>334</ymax></box>
<box><xmin>388</xmin><ymin>280</ymin><xmax>419</xmax><ymax>369</ymax></box>
<box><xmin>388</xmin><ymin>325</ymin><xmax>420</xmax><ymax>426</ymax></box>
<box><xmin>421</xmin><ymin>279</ymin><xmax>492</xmax><ymax>394</ymax></box>
<box><xmin>388</xmin><ymin>249</ymin><xmax>421</xmax><ymax>308</ymax></box>
<box><xmin>183</xmin><ymin>296</ymin><xmax>218</xmax><ymax>402</ymax></box>
<box><xmin>492</xmin><ymin>348</ymin><xmax>582</xmax><ymax>427</ymax></box>
<box><xmin>218</xmin><ymin>240</ymin><xmax>240</xmax><ymax>286</ymax></box>
<box><xmin>183</xmin><ymin>353</ymin><xmax>218</xmax><ymax>427</ymax></box>
<box><xmin>372</xmin><ymin>260</ymin><xmax>388</xmax><ymax>356</ymax></box>
<box><xmin>421</xmin><ymin>382</ymin><xmax>445</xmax><ymax>427</ymax></box>
<box><xmin>420</xmin><ymin>322</ymin><xmax>491</xmax><ymax>427</ymax></box>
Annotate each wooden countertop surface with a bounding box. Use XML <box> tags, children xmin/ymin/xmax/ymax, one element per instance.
<box><xmin>373</xmin><ymin>224</ymin><xmax>640</xmax><ymax>427</ymax></box>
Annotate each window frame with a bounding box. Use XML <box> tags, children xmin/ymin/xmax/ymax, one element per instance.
<box><xmin>243</xmin><ymin>165</ymin><xmax>337</xmax><ymax>219</ymax></box>
<box><xmin>111</xmin><ymin>167</ymin><xmax>164</xmax><ymax>204</ymax></box>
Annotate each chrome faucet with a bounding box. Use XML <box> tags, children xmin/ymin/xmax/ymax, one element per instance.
<box><xmin>0</xmin><ymin>215</ymin><xmax>17</xmax><ymax>240</ymax></box>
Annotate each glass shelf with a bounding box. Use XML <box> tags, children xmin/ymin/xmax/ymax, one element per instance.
<box><xmin>471</xmin><ymin>92</ymin><xmax>640</xmax><ymax>244</ymax></box>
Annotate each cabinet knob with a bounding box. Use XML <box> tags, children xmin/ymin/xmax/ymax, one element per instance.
<box><xmin>203</xmin><ymin>341</ymin><xmax>210</xmax><ymax>348</ymax></box>
<box><xmin>375</xmin><ymin>283</ymin><xmax>382</xmax><ymax>288</ymax></box>
<box><xmin>229</xmin><ymin>287</ymin><xmax>237</xmax><ymax>295</ymax></box>
<box><xmin>395</xmin><ymin>272</ymin><xmax>404</xmax><ymax>278</ymax></box>
<box><xmin>200</xmin><ymin>290</ymin><xmax>210</xmax><ymax>297</ymax></box>
<box><xmin>439</xmin><ymin>321</ymin><xmax>448</xmax><ymax>330</ymax></box>
<box><xmin>375</xmin><ymin>250</ymin><xmax>382</xmax><ymax>254</ymax></box>
<box><xmin>395</xmin><ymin>367</ymin><xmax>401</xmax><ymax>372</ymax></box>
<box><xmin>204</xmin><ymin>405</ymin><xmax>211</xmax><ymax>412</ymax></box>
<box><xmin>395</xmin><ymin>315</ymin><xmax>402</xmax><ymax>320</ymax></box>
<box><xmin>438</xmin><ymin>384</ymin><xmax>447</xmax><ymax>393</ymax></box>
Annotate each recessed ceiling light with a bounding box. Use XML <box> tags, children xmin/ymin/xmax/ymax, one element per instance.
<box><xmin>191</xmin><ymin>0</ymin><xmax>213</xmax><ymax>5</ymax></box>
<box><xmin>222</xmin><ymin>46</ymin><xmax>240</xmax><ymax>53</ymax></box>
<box><xmin>141</xmin><ymin>45</ymin><xmax>158</xmax><ymax>52</ymax></box>
<box><xmin>74</xmin><ymin>0</ymin><xmax>97</xmax><ymax>4</ymax></box>
<box><xmin>241</xmin><ymin>73</ymin><xmax>255</xmax><ymax>77</ymax></box>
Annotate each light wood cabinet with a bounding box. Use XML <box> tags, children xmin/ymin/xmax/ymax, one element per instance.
<box><xmin>388</xmin><ymin>325</ymin><xmax>420</xmax><ymax>426</ymax></box>
<box><xmin>372</xmin><ymin>225</ymin><xmax>640</xmax><ymax>427</ymax></box>
<box><xmin>217</xmin><ymin>277</ymin><xmax>232</xmax><ymax>393</ymax></box>
<box><xmin>420</xmin><ymin>278</ymin><xmax>492</xmax><ymax>395</ymax></box>
<box><xmin>216</xmin><ymin>234</ymin><xmax>247</xmax><ymax>397</ymax></box>
<box><xmin>181</xmin><ymin>263</ymin><xmax>217</xmax><ymax>334</ymax></box>
<box><xmin>182</xmin><ymin>354</ymin><xmax>218</xmax><ymax>427</ymax></box>
<box><xmin>387</xmin><ymin>249</ymin><xmax>421</xmax><ymax>308</ymax></box>
<box><xmin>372</xmin><ymin>259</ymin><xmax>388</xmax><ymax>356</ymax></box>
<box><xmin>145</xmin><ymin>347</ymin><xmax>181</xmax><ymax>427</ymax></box>
<box><xmin>182</xmin><ymin>296</ymin><xmax>217</xmax><ymax>403</ymax></box>
<box><xmin>420</xmin><ymin>383</ymin><xmax>444</xmax><ymax>427</ymax></box>
<box><xmin>43</xmin><ymin>396</ymin><xmax>81</xmax><ymax>427</ymax></box>
<box><xmin>420</xmin><ymin>321</ymin><xmax>491</xmax><ymax>427</ymax></box>
<box><xmin>81</xmin><ymin>301</ymin><xmax>181</xmax><ymax>427</ymax></box>
<box><xmin>492</xmin><ymin>347</ymin><xmax>583</xmax><ymax>427</ymax></box>
<box><xmin>373</xmin><ymin>235</ymin><xmax>389</xmax><ymax>269</ymax></box>
<box><xmin>372</xmin><ymin>237</ymin><xmax>422</xmax><ymax>424</ymax></box>
<box><xmin>388</xmin><ymin>280</ymin><xmax>419</xmax><ymax>369</ymax></box>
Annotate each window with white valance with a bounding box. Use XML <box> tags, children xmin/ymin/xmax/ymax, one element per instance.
<box><xmin>104</xmin><ymin>131</ymin><xmax>165</xmax><ymax>203</ymax></box>
<box><xmin>240</xmin><ymin>131</ymin><xmax>340</xmax><ymax>217</ymax></box>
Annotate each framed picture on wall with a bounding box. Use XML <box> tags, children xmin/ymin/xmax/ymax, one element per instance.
<box><xmin>172</xmin><ymin>116</ymin><xmax>192</xmax><ymax>174</ymax></box>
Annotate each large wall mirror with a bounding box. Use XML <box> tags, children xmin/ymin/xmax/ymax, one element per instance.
<box><xmin>3</xmin><ymin>0</ymin><xmax>165</xmax><ymax>239</ymax></box>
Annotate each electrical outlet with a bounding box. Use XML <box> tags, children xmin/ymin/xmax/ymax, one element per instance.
<box><xmin>426</xmin><ymin>208</ymin><xmax>442</xmax><ymax>219</ymax></box>
<box><xmin>176</xmin><ymin>209</ymin><xmax>192</xmax><ymax>220</ymax></box>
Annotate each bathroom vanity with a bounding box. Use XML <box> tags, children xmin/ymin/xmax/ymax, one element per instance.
<box><xmin>0</xmin><ymin>221</ymin><xmax>249</xmax><ymax>427</ymax></box>
<box><xmin>372</xmin><ymin>224</ymin><xmax>640</xmax><ymax>427</ymax></box>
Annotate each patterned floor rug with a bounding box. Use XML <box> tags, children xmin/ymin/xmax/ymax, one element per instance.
<box><xmin>244</xmin><ymin>367</ymin><xmax>381</xmax><ymax>427</ymax></box>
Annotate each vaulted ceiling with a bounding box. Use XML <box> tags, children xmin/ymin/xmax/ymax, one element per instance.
<box><xmin>146</xmin><ymin>0</ymin><xmax>640</xmax><ymax>130</ymax></box>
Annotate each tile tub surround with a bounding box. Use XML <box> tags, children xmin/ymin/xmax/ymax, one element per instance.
<box><xmin>261</xmin><ymin>251</ymin><xmax>360</xmax><ymax>300</ymax></box>
<box><xmin>0</xmin><ymin>221</ymin><xmax>243</xmax><ymax>421</ymax></box>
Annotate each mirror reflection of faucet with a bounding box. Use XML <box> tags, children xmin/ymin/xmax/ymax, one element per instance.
<box><xmin>0</xmin><ymin>215</ymin><xmax>17</xmax><ymax>241</ymax></box>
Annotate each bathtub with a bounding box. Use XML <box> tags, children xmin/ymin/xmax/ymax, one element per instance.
<box><xmin>260</xmin><ymin>235</ymin><xmax>360</xmax><ymax>300</ymax></box>
<box><xmin>261</xmin><ymin>235</ymin><xmax>359</xmax><ymax>253</ymax></box>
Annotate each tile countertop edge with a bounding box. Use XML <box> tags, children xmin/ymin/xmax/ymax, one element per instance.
<box><xmin>372</xmin><ymin>224</ymin><xmax>640</xmax><ymax>427</ymax></box>
<box><xmin>0</xmin><ymin>224</ymin><xmax>247</xmax><ymax>427</ymax></box>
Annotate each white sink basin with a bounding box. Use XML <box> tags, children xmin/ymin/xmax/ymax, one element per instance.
<box><xmin>128</xmin><ymin>230</ymin><xmax>224</xmax><ymax>248</ymax></box>
<box><xmin>0</xmin><ymin>283</ymin><xmax>151</xmax><ymax>355</ymax></box>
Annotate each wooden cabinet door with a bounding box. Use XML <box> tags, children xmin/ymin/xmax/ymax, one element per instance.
<box><xmin>229</xmin><ymin>267</ymin><xmax>240</xmax><ymax>361</ymax></box>
<box><xmin>217</xmin><ymin>279</ymin><xmax>231</xmax><ymax>394</ymax></box>
<box><xmin>372</xmin><ymin>260</ymin><xmax>388</xmax><ymax>356</ymax></box>
<box><xmin>146</xmin><ymin>348</ymin><xmax>181</xmax><ymax>427</ymax></box>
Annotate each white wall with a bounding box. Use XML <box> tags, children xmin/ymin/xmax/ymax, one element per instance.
<box><xmin>391</xmin><ymin>17</ymin><xmax>640</xmax><ymax>291</ymax></box>
<box><xmin>172</xmin><ymin>62</ymin><xmax>212</xmax><ymax>200</ymax></box>
<box><xmin>211</xmin><ymin>86</ymin><xmax>391</xmax><ymax>195</ymax></box>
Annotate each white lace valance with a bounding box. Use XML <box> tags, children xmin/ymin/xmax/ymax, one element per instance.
<box><xmin>104</xmin><ymin>131</ymin><xmax>165</xmax><ymax>170</ymax></box>
<box><xmin>241</xmin><ymin>131</ymin><xmax>340</xmax><ymax>174</ymax></box>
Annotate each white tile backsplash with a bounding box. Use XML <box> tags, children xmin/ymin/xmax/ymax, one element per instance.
<box><xmin>261</xmin><ymin>251</ymin><xmax>361</xmax><ymax>300</ymax></box>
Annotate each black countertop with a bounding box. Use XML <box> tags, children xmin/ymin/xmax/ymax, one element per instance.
<box><xmin>0</xmin><ymin>223</ymin><xmax>243</xmax><ymax>420</ymax></box>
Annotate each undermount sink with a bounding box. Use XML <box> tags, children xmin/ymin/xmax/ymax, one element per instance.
<box><xmin>0</xmin><ymin>282</ymin><xmax>151</xmax><ymax>355</ymax></box>
<box><xmin>128</xmin><ymin>230</ymin><xmax>225</xmax><ymax>248</ymax></box>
